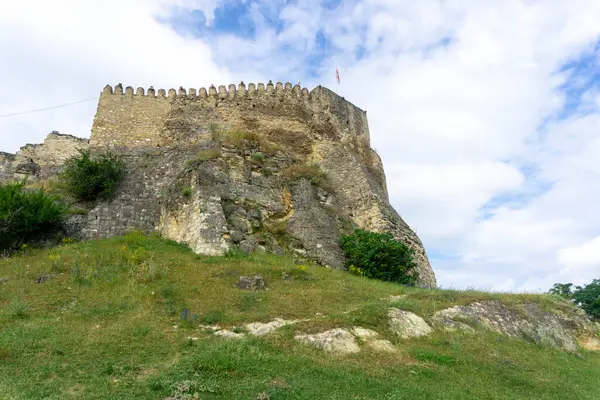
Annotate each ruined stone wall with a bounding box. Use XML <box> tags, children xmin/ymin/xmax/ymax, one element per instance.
<box><xmin>0</xmin><ymin>132</ymin><xmax>89</xmax><ymax>182</ymax></box>
<box><xmin>90</xmin><ymin>82</ymin><xmax>370</xmax><ymax>151</ymax></box>
<box><xmin>0</xmin><ymin>152</ymin><xmax>16</xmax><ymax>181</ymax></box>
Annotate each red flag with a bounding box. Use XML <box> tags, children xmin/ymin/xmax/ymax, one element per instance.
<box><xmin>336</xmin><ymin>66</ymin><xmax>341</xmax><ymax>84</ymax></box>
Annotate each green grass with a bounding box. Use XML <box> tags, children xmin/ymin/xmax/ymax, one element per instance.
<box><xmin>0</xmin><ymin>233</ymin><xmax>598</xmax><ymax>399</ymax></box>
<box><xmin>184</xmin><ymin>147</ymin><xmax>221</xmax><ymax>167</ymax></box>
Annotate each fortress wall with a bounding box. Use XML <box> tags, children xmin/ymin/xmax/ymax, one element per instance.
<box><xmin>309</xmin><ymin>85</ymin><xmax>370</xmax><ymax>143</ymax></box>
<box><xmin>90</xmin><ymin>85</ymin><xmax>171</xmax><ymax>148</ymax></box>
<box><xmin>90</xmin><ymin>82</ymin><xmax>370</xmax><ymax>150</ymax></box>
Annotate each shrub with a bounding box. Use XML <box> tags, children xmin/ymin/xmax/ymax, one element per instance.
<box><xmin>550</xmin><ymin>279</ymin><xmax>600</xmax><ymax>319</ymax></box>
<box><xmin>60</xmin><ymin>150</ymin><xmax>125</xmax><ymax>201</ymax></box>
<box><xmin>221</xmin><ymin>129</ymin><xmax>260</xmax><ymax>147</ymax></box>
<box><xmin>281</xmin><ymin>163</ymin><xmax>331</xmax><ymax>191</ymax></box>
<box><xmin>0</xmin><ymin>181</ymin><xmax>67</xmax><ymax>250</ymax></box>
<box><xmin>251</xmin><ymin>152</ymin><xmax>265</xmax><ymax>163</ymax></box>
<box><xmin>340</xmin><ymin>229</ymin><xmax>418</xmax><ymax>285</ymax></box>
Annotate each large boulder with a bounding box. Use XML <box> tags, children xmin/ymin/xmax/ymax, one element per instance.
<box><xmin>388</xmin><ymin>308</ymin><xmax>433</xmax><ymax>339</ymax></box>
<box><xmin>432</xmin><ymin>300</ymin><xmax>600</xmax><ymax>352</ymax></box>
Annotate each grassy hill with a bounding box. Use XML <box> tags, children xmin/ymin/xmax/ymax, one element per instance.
<box><xmin>1</xmin><ymin>232</ymin><xmax>599</xmax><ymax>399</ymax></box>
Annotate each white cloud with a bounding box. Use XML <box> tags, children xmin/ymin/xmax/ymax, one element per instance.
<box><xmin>1</xmin><ymin>0</ymin><xmax>600</xmax><ymax>293</ymax></box>
<box><xmin>558</xmin><ymin>236</ymin><xmax>600</xmax><ymax>282</ymax></box>
<box><xmin>324</xmin><ymin>0</ymin><xmax>600</xmax><ymax>292</ymax></box>
<box><xmin>0</xmin><ymin>0</ymin><xmax>232</xmax><ymax>152</ymax></box>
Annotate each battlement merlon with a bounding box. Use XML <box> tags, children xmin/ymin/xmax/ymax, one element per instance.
<box><xmin>90</xmin><ymin>81</ymin><xmax>370</xmax><ymax>149</ymax></box>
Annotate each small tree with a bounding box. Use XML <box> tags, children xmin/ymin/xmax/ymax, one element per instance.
<box><xmin>61</xmin><ymin>150</ymin><xmax>125</xmax><ymax>201</ymax></box>
<box><xmin>549</xmin><ymin>283</ymin><xmax>574</xmax><ymax>299</ymax></box>
<box><xmin>0</xmin><ymin>181</ymin><xmax>67</xmax><ymax>250</ymax></box>
<box><xmin>340</xmin><ymin>229</ymin><xmax>419</xmax><ymax>285</ymax></box>
<box><xmin>572</xmin><ymin>279</ymin><xmax>600</xmax><ymax>319</ymax></box>
<box><xmin>549</xmin><ymin>279</ymin><xmax>600</xmax><ymax>319</ymax></box>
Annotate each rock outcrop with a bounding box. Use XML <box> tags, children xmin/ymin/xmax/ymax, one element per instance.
<box><xmin>295</xmin><ymin>328</ymin><xmax>361</xmax><ymax>354</ymax></box>
<box><xmin>0</xmin><ymin>82</ymin><xmax>437</xmax><ymax>288</ymax></box>
<box><xmin>432</xmin><ymin>300</ymin><xmax>600</xmax><ymax>352</ymax></box>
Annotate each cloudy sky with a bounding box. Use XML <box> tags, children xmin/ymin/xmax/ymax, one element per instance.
<box><xmin>1</xmin><ymin>0</ymin><xmax>599</xmax><ymax>293</ymax></box>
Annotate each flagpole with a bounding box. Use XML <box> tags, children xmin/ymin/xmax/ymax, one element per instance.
<box><xmin>335</xmin><ymin>60</ymin><xmax>341</xmax><ymax>94</ymax></box>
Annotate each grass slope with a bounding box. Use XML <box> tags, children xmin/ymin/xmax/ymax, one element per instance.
<box><xmin>0</xmin><ymin>233</ymin><xmax>598</xmax><ymax>399</ymax></box>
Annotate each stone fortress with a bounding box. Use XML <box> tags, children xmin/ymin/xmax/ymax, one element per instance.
<box><xmin>0</xmin><ymin>81</ymin><xmax>437</xmax><ymax>288</ymax></box>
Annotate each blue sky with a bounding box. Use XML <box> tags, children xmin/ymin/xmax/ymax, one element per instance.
<box><xmin>1</xmin><ymin>0</ymin><xmax>600</xmax><ymax>292</ymax></box>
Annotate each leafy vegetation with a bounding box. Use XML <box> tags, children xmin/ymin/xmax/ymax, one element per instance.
<box><xmin>60</xmin><ymin>150</ymin><xmax>125</xmax><ymax>201</ymax></box>
<box><xmin>0</xmin><ymin>233</ymin><xmax>598</xmax><ymax>399</ymax></box>
<box><xmin>550</xmin><ymin>279</ymin><xmax>600</xmax><ymax>319</ymax></box>
<box><xmin>181</xmin><ymin>186</ymin><xmax>192</xmax><ymax>197</ymax></box>
<box><xmin>340</xmin><ymin>229</ymin><xmax>419</xmax><ymax>286</ymax></box>
<box><xmin>0</xmin><ymin>181</ymin><xmax>67</xmax><ymax>251</ymax></box>
<box><xmin>251</xmin><ymin>151</ymin><xmax>265</xmax><ymax>163</ymax></box>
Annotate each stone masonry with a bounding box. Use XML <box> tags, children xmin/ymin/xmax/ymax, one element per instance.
<box><xmin>0</xmin><ymin>81</ymin><xmax>437</xmax><ymax>288</ymax></box>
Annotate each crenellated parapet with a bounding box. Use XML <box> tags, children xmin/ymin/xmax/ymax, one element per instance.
<box><xmin>101</xmin><ymin>80</ymin><xmax>316</xmax><ymax>101</ymax></box>
<box><xmin>90</xmin><ymin>80</ymin><xmax>370</xmax><ymax>150</ymax></box>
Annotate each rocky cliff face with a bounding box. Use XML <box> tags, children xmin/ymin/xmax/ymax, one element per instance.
<box><xmin>0</xmin><ymin>83</ymin><xmax>437</xmax><ymax>288</ymax></box>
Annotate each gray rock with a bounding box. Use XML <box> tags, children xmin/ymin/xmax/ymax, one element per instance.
<box><xmin>295</xmin><ymin>328</ymin><xmax>360</xmax><ymax>354</ymax></box>
<box><xmin>388</xmin><ymin>308</ymin><xmax>433</xmax><ymax>339</ymax></box>
<box><xmin>14</xmin><ymin>161</ymin><xmax>40</xmax><ymax>175</ymax></box>
<box><xmin>432</xmin><ymin>300</ymin><xmax>600</xmax><ymax>352</ymax></box>
<box><xmin>272</xmin><ymin>244</ymin><xmax>283</xmax><ymax>255</ymax></box>
<box><xmin>238</xmin><ymin>241</ymin><xmax>253</xmax><ymax>254</ymax></box>
<box><xmin>0</xmin><ymin>277</ymin><xmax>8</xmax><ymax>284</ymax></box>
<box><xmin>282</xmin><ymin>272</ymin><xmax>293</xmax><ymax>281</ymax></box>
<box><xmin>35</xmin><ymin>275</ymin><xmax>50</xmax><ymax>284</ymax></box>
<box><xmin>349</xmin><ymin>326</ymin><xmax>397</xmax><ymax>353</ymax></box>
<box><xmin>367</xmin><ymin>339</ymin><xmax>398</xmax><ymax>353</ymax></box>
<box><xmin>245</xmin><ymin>318</ymin><xmax>299</xmax><ymax>336</ymax></box>
<box><xmin>351</xmin><ymin>327</ymin><xmax>379</xmax><ymax>339</ymax></box>
<box><xmin>230</xmin><ymin>230</ymin><xmax>245</xmax><ymax>244</ymax></box>
<box><xmin>214</xmin><ymin>330</ymin><xmax>245</xmax><ymax>339</ymax></box>
<box><xmin>256</xmin><ymin>392</ymin><xmax>270</xmax><ymax>400</ymax></box>
<box><xmin>236</xmin><ymin>275</ymin><xmax>267</xmax><ymax>290</ymax></box>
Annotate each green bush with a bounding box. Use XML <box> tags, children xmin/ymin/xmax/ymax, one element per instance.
<box><xmin>61</xmin><ymin>150</ymin><xmax>124</xmax><ymax>201</ymax></box>
<box><xmin>181</xmin><ymin>186</ymin><xmax>192</xmax><ymax>197</ymax></box>
<box><xmin>0</xmin><ymin>181</ymin><xmax>67</xmax><ymax>250</ymax></box>
<box><xmin>251</xmin><ymin>152</ymin><xmax>265</xmax><ymax>163</ymax></box>
<box><xmin>550</xmin><ymin>279</ymin><xmax>600</xmax><ymax>319</ymax></box>
<box><xmin>340</xmin><ymin>229</ymin><xmax>418</xmax><ymax>285</ymax></box>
